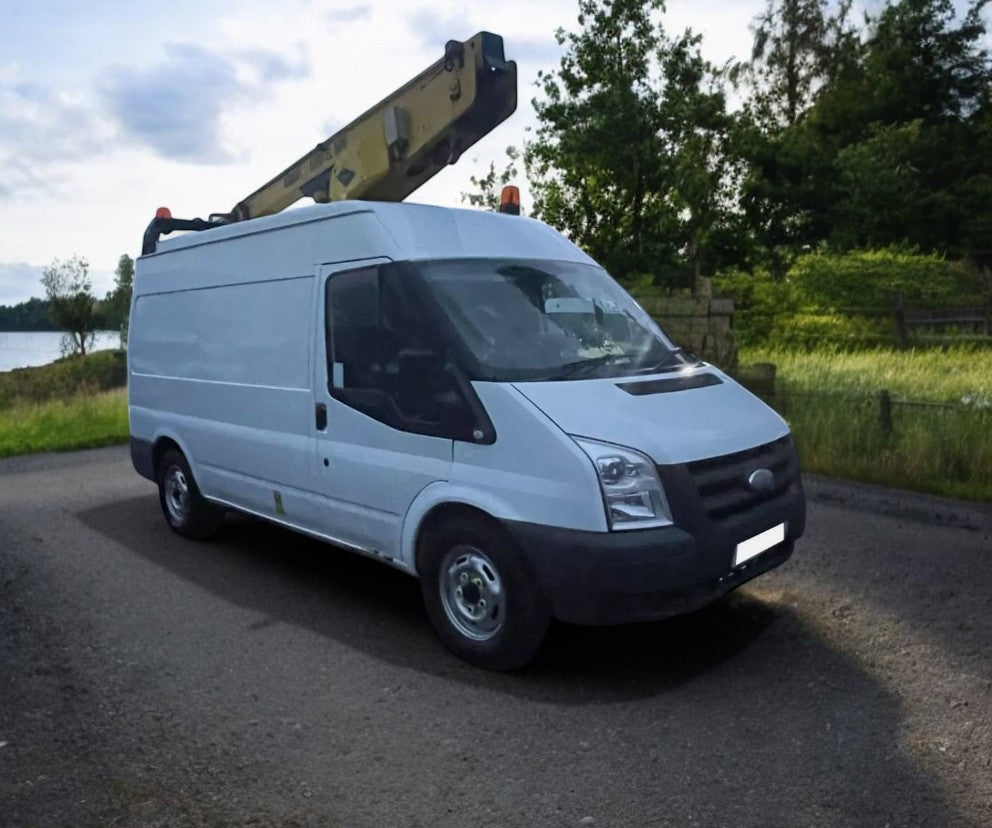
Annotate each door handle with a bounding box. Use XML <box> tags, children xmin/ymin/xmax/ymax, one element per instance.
<box><xmin>315</xmin><ymin>403</ymin><xmax>327</xmax><ymax>430</ymax></box>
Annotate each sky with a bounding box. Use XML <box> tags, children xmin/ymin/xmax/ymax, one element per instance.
<box><xmin>0</xmin><ymin>0</ymin><xmax>977</xmax><ymax>304</ymax></box>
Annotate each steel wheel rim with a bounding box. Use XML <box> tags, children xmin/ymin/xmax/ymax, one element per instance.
<box><xmin>164</xmin><ymin>465</ymin><xmax>191</xmax><ymax>523</ymax></box>
<box><xmin>439</xmin><ymin>545</ymin><xmax>504</xmax><ymax>642</ymax></box>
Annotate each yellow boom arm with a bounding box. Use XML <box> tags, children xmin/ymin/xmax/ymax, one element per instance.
<box><xmin>218</xmin><ymin>32</ymin><xmax>517</xmax><ymax>222</ymax></box>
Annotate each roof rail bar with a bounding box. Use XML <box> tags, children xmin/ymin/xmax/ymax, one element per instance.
<box><xmin>141</xmin><ymin>215</ymin><xmax>219</xmax><ymax>255</ymax></box>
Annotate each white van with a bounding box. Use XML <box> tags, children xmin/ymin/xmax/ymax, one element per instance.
<box><xmin>129</xmin><ymin>201</ymin><xmax>805</xmax><ymax>670</ymax></box>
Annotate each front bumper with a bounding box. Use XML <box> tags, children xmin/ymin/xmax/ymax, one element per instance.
<box><xmin>502</xmin><ymin>478</ymin><xmax>805</xmax><ymax>626</ymax></box>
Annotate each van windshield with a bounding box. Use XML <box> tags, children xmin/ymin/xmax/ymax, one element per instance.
<box><xmin>414</xmin><ymin>258</ymin><xmax>693</xmax><ymax>382</ymax></box>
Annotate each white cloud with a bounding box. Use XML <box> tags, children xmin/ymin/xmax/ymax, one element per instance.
<box><xmin>0</xmin><ymin>73</ymin><xmax>114</xmax><ymax>199</ymax></box>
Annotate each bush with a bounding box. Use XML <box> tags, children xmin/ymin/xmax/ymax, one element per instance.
<box><xmin>716</xmin><ymin>249</ymin><xmax>988</xmax><ymax>348</ymax></box>
<box><xmin>788</xmin><ymin>248</ymin><xmax>970</xmax><ymax>310</ymax></box>
<box><xmin>0</xmin><ymin>349</ymin><xmax>126</xmax><ymax>409</ymax></box>
<box><xmin>713</xmin><ymin>267</ymin><xmax>798</xmax><ymax>347</ymax></box>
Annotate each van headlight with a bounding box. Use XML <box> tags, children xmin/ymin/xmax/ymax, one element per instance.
<box><xmin>572</xmin><ymin>437</ymin><xmax>673</xmax><ymax>531</ymax></box>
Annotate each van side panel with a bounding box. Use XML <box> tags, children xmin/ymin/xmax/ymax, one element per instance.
<box><xmin>129</xmin><ymin>275</ymin><xmax>315</xmax><ymax>515</ymax></box>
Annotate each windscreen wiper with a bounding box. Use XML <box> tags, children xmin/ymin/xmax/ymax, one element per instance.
<box><xmin>552</xmin><ymin>354</ymin><xmax>632</xmax><ymax>380</ymax></box>
<box><xmin>632</xmin><ymin>347</ymin><xmax>702</xmax><ymax>374</ymax></box>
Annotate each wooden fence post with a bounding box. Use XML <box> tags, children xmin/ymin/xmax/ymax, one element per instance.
<box><xmin>893</xmin><ymin>291</ymin><xmax>909</xmax><ymax>349</ymax></box>
<box><xmin>877</xmin><ymin>389</ymin><xmax>893</xmax><ymax>441</ymax></box>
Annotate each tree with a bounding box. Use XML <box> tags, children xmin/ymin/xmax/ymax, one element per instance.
<box><xmin>523</xmin><ymin>0</ymin><xmax>736</xmax><ymax>287</ymax></box>
<box><xmin>658</xmin><ymin>31</ymin><xmax>739</xmax><ymax>283</ymax></box>
<box><xmin>107</xmin><ymin>253</ymin><xmax>134</xmax><ymax>348</ymax></box>
<box><xmin>831</xmin><ymin>121</ymin><xmax>924</xmax><ymax>250</ymax></box>
<box><xmin>805</xmin><ymin>0</ymin><xmax>992</xmax><ymax>258</ymax></box>
<box><xmin>525</xmin><ymin>0</ymin><xmax>668</xmax><ymax>281</ymax></box>
<box><xmin>460</xmin><ymin>147</ymin><xmax>521</xmax><ymax>211</ymax></box>
<box><xmin>742</xmin><ymin>0</ymin><xmax>858</xmax><ymax>128</ymax></box>
<box><xmin>40</xmin><ymin>255</ymin><xmax>96</xmax><ymax>356</ymax></box>
<box><xmin>735</xmin><ymin>0</ymin><xmax>992</xmax><ymax>269</ymax></box>
<box><xmin>731</xmin><ymin>0</ymin><xmax>861</xmax><ymax>272</ymax></box>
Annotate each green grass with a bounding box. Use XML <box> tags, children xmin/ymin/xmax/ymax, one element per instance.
<box><xmin>739</xmin><ymin>346</ymin><xmax>992</xmax><ymax>503</ymax></box>
<box><xmin>0</xmin><ymin>350</ymin><xmax>129</xmax><ymax>458</ymax></box>
<box><xmin>0</xmin><ymin>388</ymin><xmax>129</xmax><ymax>459</ymax></box>
<box><xmin>741</xmin><ymin>345</ymin><xmax>992</xmax><ymax>406</ymax></box>
<box><xmin>774</xmin><ymin>390</ymin><xmax>992</xmax><ymax>502</ymax></box>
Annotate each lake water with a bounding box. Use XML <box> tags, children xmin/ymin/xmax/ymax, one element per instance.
<box><xmin>0</xmin><ymin>331</ymin><xmax>121</xmax><ymax>372</ymax></box>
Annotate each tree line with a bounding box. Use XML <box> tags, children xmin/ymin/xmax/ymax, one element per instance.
<box><xmin>465</xmin><ymin>0</ymin><xmax>992</xmax><ymax>290</ymax></box>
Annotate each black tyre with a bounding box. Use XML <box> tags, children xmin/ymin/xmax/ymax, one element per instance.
<box><xmin>419</xmin><ymin>514</ymin><xmax>550</xmax><ymax>671</ymax></box>
<box><xmin>156</xmin><ymin>448</ymin><xmax>225</xmax><ymax>540</ymax></box>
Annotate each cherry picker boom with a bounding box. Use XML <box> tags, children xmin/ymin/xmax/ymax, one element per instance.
<box><xmin>143</xmin><ymin>32</ymin><xmax>517</xmax><ymax>254</ymax></box>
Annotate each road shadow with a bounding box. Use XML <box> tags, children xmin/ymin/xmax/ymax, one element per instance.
<box><xmin>78</xmin><ymin>496</ymin><xmax>962</xmax><ymax>824</ymax></box>
<box><xmin>82</xmin><ymin>496</ymin><xmax>781</xmax><ymax>698</ymax></box>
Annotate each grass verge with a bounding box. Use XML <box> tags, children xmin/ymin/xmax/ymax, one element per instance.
<box><xmin>739</xmin><ymin>347</ymin><xmax>992</xmax><ymax>503</ymax></box>
<box><xmin>774</xmin><ymin>390</ymin><xmax>992</xmax><ymax>503</ymax></box>
<box><xmin>0</xmin><ymin>388</ymin><xmax>129</xmax><ymax>459</ymax></box>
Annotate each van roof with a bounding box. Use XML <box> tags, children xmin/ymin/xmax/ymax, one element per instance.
<box><xmin>149</xmin><ymin>201</ymin><xmax>593</xmax><ymax>266</ymax></box>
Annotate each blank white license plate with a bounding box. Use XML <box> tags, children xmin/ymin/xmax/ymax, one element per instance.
<box><xmin>734</xmin><ymin>522</ymin><xmax>786</xmax><ymax>566</ymax></box>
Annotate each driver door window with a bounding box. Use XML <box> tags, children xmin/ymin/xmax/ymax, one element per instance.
<box><xmin>326</xmin><ymin>266</ymin><xmax>470</xmax><ymax>438</ymax></box>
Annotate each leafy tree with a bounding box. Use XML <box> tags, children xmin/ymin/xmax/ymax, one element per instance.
<box><xmin>461</xmin><ymin>147</ymin><xmax>520</xmax><ymax>211</ymax></box>
<box><xmin>659</xmin><ymin>31</ymin><xmax>739</xmax><ymax>283</ymax></box>
<box><xmin>525</xmin><ymin>0</ymin><xmax>669</xmax><ymax>282</ymax></box>
<box><xmin>816</xmin><ymin>0</ymin><xmax>992</xmax><ymax>259</ymax></box>
<box><xmin>741</xmin><ymin>0</ymin><xmax>858</xmax><ymax>128</ymax></box>
<box><xmin>107</xmin><ymin>254</ymin><xmax>134</xmax><ymax>347</ymax></box>
<box><xmin>40</xmin><ymin>255</ymin><xmax>96</xmax><ymax>356</ymax></box>
<box><xmin>731</xmin><ymin>0</ymin><xmax>861</xmax><ymax>271</ymax></box>
<box><xmin>735</xmin><ymin>0</ymin><xmax>992</xmax><ymax>269</ymax></box>
<box><xmin>831</xmin><ymin>121</ymin><xmax>924</xmax><ymax>249</ymax></box>
<box><xmin>524</xmin><ymin>0</ymin><xmax>735</xmax><ymax>287</ymax></box>
<box><xmin>857</xmin><ymin>0</ymin><xmax>991</xmax><ymax>128</ymax></box>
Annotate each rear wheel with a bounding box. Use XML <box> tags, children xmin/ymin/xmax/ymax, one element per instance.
<box><xmin>156</xmin><ymin>448</ymin><xmax>225</xmax><ymax>540</ymax></box>
<box><xmin>420</xmin><ymin>514</ymin><xmax>549</xmax><ymax>671</ymax></box>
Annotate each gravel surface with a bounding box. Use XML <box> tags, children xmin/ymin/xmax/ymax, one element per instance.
<box><xmin>1</xmin><ymin>446</ymin><xmax>990</xmax><ymax>826</ymax></box>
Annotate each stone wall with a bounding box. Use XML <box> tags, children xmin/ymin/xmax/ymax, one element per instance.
<box><xmin>634</xmin><ymin>281</ymin><xmax>736</xmax><ymax>371</ymax></box>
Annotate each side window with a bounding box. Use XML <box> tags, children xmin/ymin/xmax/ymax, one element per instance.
<box><xmin>327</xmin><ymin>267</ymin><xmax>379</xmax><ymax>392</ymax></box>
<box><xmin>325</xmin><ymin>265</ymin><xmax>474</xmax><ymax>439</ymax></box>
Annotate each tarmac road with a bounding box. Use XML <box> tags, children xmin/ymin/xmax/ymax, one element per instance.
<box><xmin>1</xmin><ymin>446</ymin><xmax>990</xmax><ymax>827</ymax></box>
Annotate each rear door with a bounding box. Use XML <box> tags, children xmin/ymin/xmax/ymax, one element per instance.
<box><xmin>309</xmin><ymin>259</ymin><xmax>453</xmax><ymax>558</ymax></box>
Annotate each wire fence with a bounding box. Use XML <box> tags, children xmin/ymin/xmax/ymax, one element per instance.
<box><xmin>736</xmin><ymin>370</ymin><xmax>990</xmax><ymax>428</ymax></box>
<box><xmin>732</xmin><ymin>367</ymin><xmax>992</xmax><ymax>500</ymax></box>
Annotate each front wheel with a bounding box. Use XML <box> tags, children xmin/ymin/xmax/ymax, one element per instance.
<box><xmin>419</xmin><ymin>515</ymin><xmax>549</xmax><ymax>671</ymax></box>
<box><xmin>157</xmin><ymin>448</ymin><xmax>225</xmax><ymax>540</ymax></box>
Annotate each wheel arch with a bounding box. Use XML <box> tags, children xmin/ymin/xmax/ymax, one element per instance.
<box><xmin>151</xmin><ymin>432</ymin><xmax>194</xmax><ymax>479</ymax></box>
<box><xmin>403</xmin><ymin>483</ymin><xmax>525</xmax><ymax>576</ymax></box>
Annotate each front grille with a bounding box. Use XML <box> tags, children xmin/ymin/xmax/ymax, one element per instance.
<box><xmin>685</xmin><ymin>436</ymin><xmax>797</xmax><ymax>522</ymax></box>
